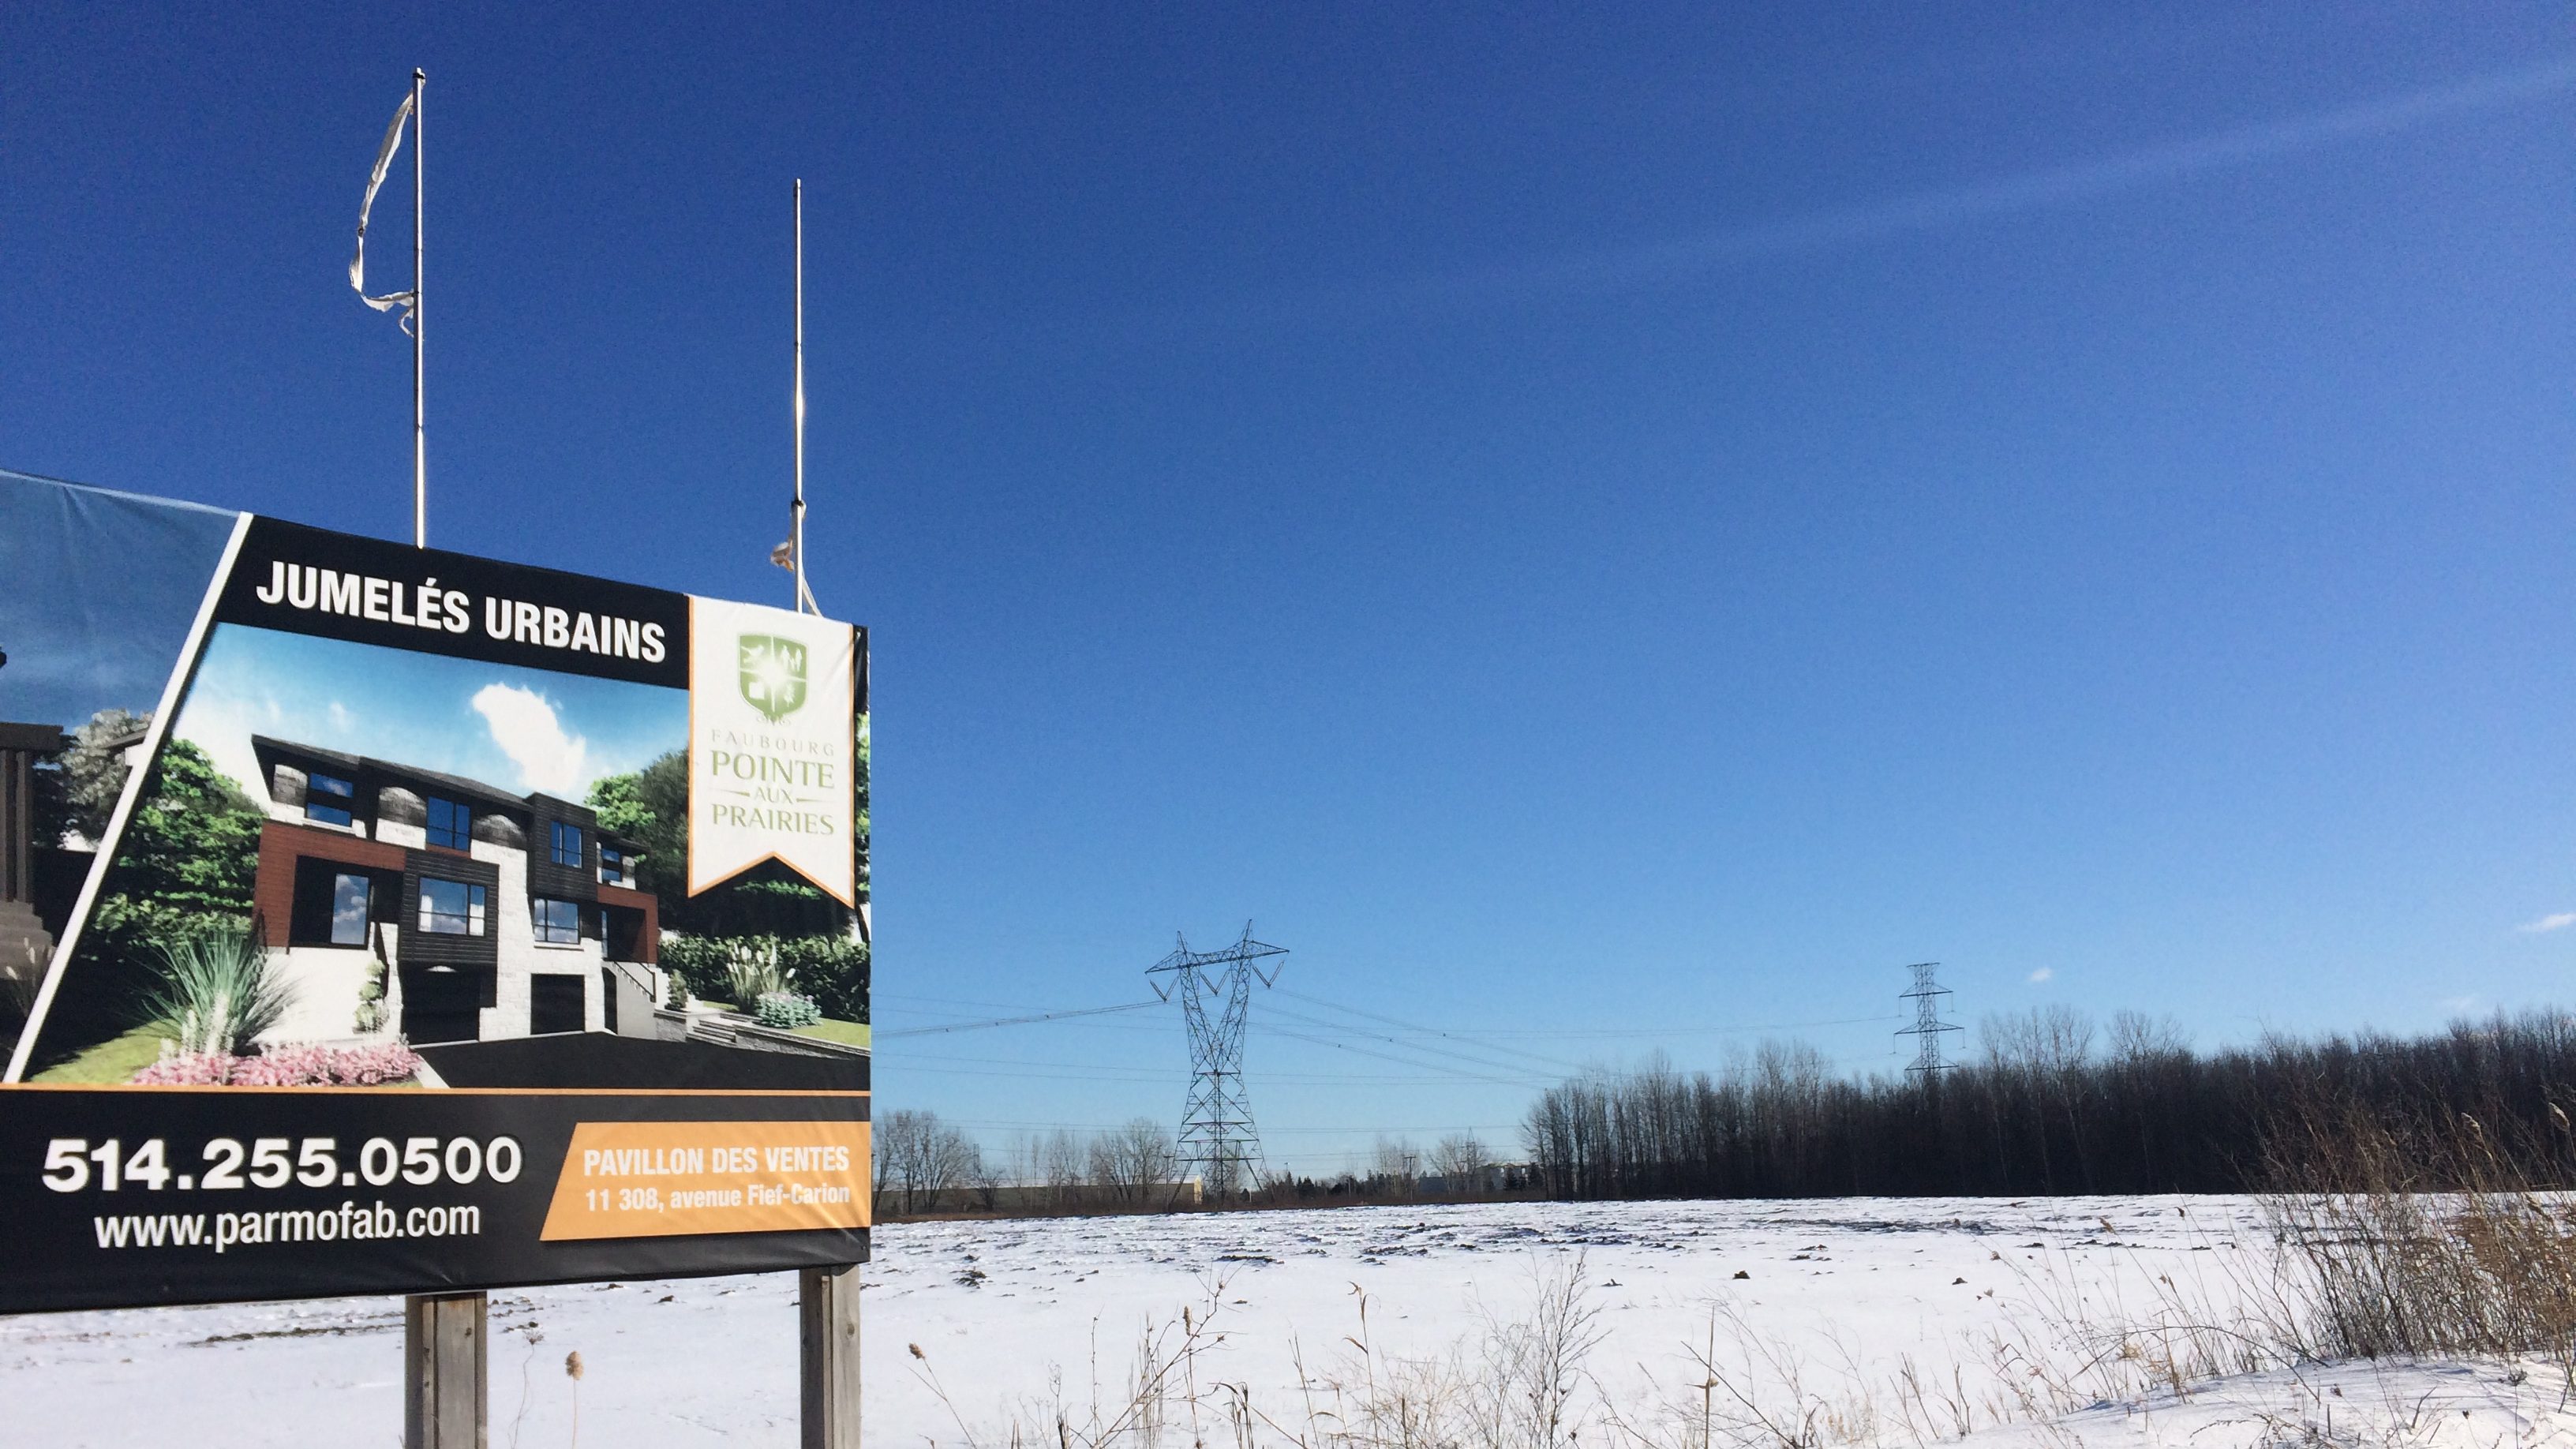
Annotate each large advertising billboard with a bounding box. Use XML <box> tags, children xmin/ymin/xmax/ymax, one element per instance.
<box><xmin>0</xmin><ymin>470</ymin><xmax>870</xmax><ymax>1312</ymax></box>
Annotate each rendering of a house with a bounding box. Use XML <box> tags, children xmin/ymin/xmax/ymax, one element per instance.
<box><xmin>248</xmin><ymin>736</ymin><xmax>662</xmax><ymax>1046</ymax></box>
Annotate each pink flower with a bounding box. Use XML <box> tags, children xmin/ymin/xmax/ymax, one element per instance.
<box><xmin>133</xmin><ymin>1042</ymin><xmax>424</xmax><ymax>1088</ymax></box>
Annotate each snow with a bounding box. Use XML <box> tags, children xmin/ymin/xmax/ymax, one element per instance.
<box><xmin>3</xmin><ymin>1196</ymin><xmax>2569</xmax><ymax>1446</ymax></box>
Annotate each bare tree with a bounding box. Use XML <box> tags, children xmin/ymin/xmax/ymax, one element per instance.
<box><xmin>1040</xmin><ymin>1128</ymin><xmax>1087</xmax><ymax>1210</ymax></box>
<box><xmin>1088</xmin><ymin>1118</ymin><xmax>1178</xmax><ymax>1203</ymax></box>
<box><xmin>1371</xmin><ymin>1135</ymin><xmax>1421</xmax><ymax>1195</ymax></box>
<box><xmin>2109</xmin><ymin>1009</ymin><xmax>2188</xmax><ymax>1063</ymax></box>
<box><xmin>874</xmin><ymin>1108</ymin><xmax>982</xmax><ymax>1215</ymax></box>
<box><xmin>1431</xmin><ymin>1133</ymin><xmax>1492</xmax><ymax>1194</ymax></box>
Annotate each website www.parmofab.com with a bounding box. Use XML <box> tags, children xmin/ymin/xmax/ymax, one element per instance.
<box><xmin>92</xmin><ymin>1200</ymin><xmax>483</xmax><ymax>1254</ymax></box>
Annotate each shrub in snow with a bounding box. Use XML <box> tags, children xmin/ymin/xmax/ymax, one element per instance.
<box><xmin>754</xmin><ymin>990</ymin><xmax>822</xmax><ymax>1029</ymax></box>
<box><xmin>133</xmin><ymin>1042</ymin><xmax>423</xmax><ymax>1087</ymax></box>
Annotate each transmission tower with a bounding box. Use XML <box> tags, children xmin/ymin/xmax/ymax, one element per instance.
<box><xmin>1148</xmin><ymin>923</ymin><xmax>1288</xmax><ymax>1197</ymax></box>
<box><xmin>1896</xmin><ymin>961</ymin><xmax>1962</xmax><ymax>1079</ymax></box>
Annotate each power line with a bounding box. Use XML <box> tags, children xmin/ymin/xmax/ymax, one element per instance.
<box><xmin>874</xmin><ymin>1000</ymin><xmax>1162</xmax><ymax>1039</ymax></box>
<box><xmin>882</xmin><ymin>1048</ymin><xmax>1554</xmax><ymax>1087</ymax></box>
<box><xmin>1259</xmin><ymin>1002</ymin><xmax>1563</xmax><ymax>1082</ymax></box>
<box><xmin>1260</xmin><ymin>1024</ymin><xmax>1556</xmax><ymax>1090</ymax></box>
<box><xmin>878</xmin><ymin>989</ymin><xmax>1903</xmax><ymax>1045</ymax></box>
<box><xmin>1268</xmin><ymin>987</ymin><xmax>1601</xmax><ymax>1074</ymax></box>
<box><xmin>941</xmin><ymin>1118</ymin><xmax>1525</xmax><ymax>1136</ymax></box>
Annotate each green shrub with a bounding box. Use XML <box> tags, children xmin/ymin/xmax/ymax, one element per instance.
<box><xmin>723</xmin><ymin>938</ymin><xmax>792</xmax><ymax>1005</ymax></box>
<box><xmin>755</xmin><ymin>991</ymin><xmax>822</xmax><ymax>1029</ymax></box>
<box><xmin>661</xmin><ymin>931</ymin><xmax>867</xmax><ymax>1023</ymax></box>
<box><xmin>140</xmin><ymin>924</ymin><xmax>291</xmax><ymax>1057</ymax></box>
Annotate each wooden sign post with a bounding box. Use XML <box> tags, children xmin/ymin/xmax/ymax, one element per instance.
<box><xmin>802</xmin><ymin>1264</ymin><xmax>863</xmax><ymax>1448</ymax></box>
<box><xmin>405</xmin><ymin>1290</ymin><xmax>488</xmax><ymax>1448</ymax></box>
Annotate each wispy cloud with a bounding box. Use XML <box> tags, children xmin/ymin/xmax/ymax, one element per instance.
<box><xmin>2520</xmin><ymin>912</ymin><xmax>2576</xmax><ymax>934</ymax></box>
<box><xmin>1519</xmin><ymin>58</ymin><xmax>2576</xmax><ymax>294</ymax></box>
<box><xmin>2027</xmin><ymin>968</ymin><xmax>2054</xmax><ymax>984</ymax></box>
<box><xmin>471</xmin><ymin>683</ymin><xmax>589</xmax><ymax>796</ymax></box>
<box><xmin>1171</xmin><ymin>58</ymin><xmax>2576</xmax><ymax>331</ymax></box>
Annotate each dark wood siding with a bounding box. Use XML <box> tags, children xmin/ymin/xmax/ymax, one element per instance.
<box><xmin>525</xmin><ymin>797</ymin><xmax>600</xmax><ymax>904</ymax></box>
<box><xmin>400</xmin><ymin>851</ymin><xmax>500</xmax><ymax>972</ymax></box>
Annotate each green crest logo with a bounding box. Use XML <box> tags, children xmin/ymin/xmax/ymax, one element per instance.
<box><xmin>738</xmin><ymin>635</ymin><xmax>809</xmax><ymax>722</ymax></box>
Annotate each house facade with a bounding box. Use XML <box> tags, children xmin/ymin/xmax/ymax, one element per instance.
<box><xmin>248</xmin><ymin>736</ymin><xmax>661</xmax><ymax>1046</ymax></box>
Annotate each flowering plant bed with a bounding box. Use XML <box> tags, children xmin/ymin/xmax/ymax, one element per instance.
<box><xmin>132</xmin><ymin>1042</ymin><xmax>425</xmax><ymax>1087</ymax></box>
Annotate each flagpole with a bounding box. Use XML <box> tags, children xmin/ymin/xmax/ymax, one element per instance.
<box><xmin>792</xmin><ymin>178</ymin><xmax>807</xmax><ymax>613</ymax></box>
<box><xmin>411</xmin><ymin>67</ymin><xmax>426</xmax><ymax>549</ymax></box>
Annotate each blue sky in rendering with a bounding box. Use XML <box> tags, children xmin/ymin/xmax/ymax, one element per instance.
<box><xmin>5</xmin><ymin>5</ymin><xmax>2572</xmax><ymax>1167</ymax></box>
<box><xmin>177</xmin><ymin>626</ymin><xmax>688</xmax><ymax>810</ymax></box>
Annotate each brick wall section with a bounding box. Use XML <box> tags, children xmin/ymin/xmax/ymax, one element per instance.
<box><xmin>253</xmin><ymin>820</ymin><xmax>406</xmax><ymax>946</ymax></box>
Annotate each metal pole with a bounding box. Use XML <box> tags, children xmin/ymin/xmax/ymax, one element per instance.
<box><xmin>799</xmin><ymin>1263</ymin><xmax>862</xmax><ymax>1448</ymax></box>
<box><xmin>792</xmin><ymin>178</ymin><xmax>807</xmax><ymax>612</ymax></box>
<box><xmin>411</xmin><ymin>66</ymin><xmax>426</xmax><ymax>549</ymax></box>
<box><xmin>396</xmin><ymin>73</ymin><xmax>483</xmax><ymax>1449</ymax></box>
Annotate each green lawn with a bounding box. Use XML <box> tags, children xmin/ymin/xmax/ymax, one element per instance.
<box><xmin>32</xmin><ymin>1027</ymin><xmax>174</xmax><ymax>1084</ymax></box>
<box><xmin>792</xmin><ymin>1018</ymin><xmax>871</xmax><ymax>1049</ymax></box>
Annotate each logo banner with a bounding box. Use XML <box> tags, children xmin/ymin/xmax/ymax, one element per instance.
<box><xmin>687</xmin><ymin>598</ymin><xmax>859</xmax><ymax>904</ymax></box>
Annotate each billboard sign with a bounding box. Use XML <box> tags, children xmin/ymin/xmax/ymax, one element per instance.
<box><xmin>0</xmin><ymin>470</ymin><xmax>871</xmax><ymax>1312</ymax></box>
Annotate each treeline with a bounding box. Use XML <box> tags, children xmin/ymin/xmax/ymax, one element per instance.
<box><xmin>873</xmin><ymin>1111</ymin><xmax>1191</xmax><ymax>1217</ymax></box>
<box><xmin>1522</xmin><ymin>1006</ymin><xmax>2576</xmax><ymax>1199</ymax></box>
<box><xmin>871</xmin><ymin>1113</ymin><xmax>1537</xmax><ymax>1219</ymax></box>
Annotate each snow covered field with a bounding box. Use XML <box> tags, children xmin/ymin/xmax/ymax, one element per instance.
<box><xmin>4</xmin><ymin>1196</ymin><xmax>2569</xmax><ymax>1447</ymax></box>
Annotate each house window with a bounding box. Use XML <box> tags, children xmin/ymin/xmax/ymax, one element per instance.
<box><xmin>418</xmin><ymin>878</ymin><xmax>487</xmax><ymax>936</ymax></box>
<box><xmin>426</xmin><ymin>796</ymin><xmax>470</xmax><ymax>851</ymax></box>
<box><xmin>290</xmin><ymin>858</ymin><xmax>378</xmax><ymax>946</ymax></box>
<box><xmin>306</xmin><ymin>772</ymin><xmax>355</xmax><ymax>826</ymax></box>
<box><xmin>533</xmin><ymin>897</ymin><xmax>582</xmax><ymax>945</ymax></box>
<box><xmin>599</xmin><ymin>845</ymin><xmax>627</xmax><ymax>886</ymax></box>
<box><xmin>550</xmin><ymin>821</ymin><xmax>583</xmax><ymax>868</ymax></box>
<box><xmin>329</xmin><ymin>872</ymin><xmax>371</xmax><ymax>946</ymax></box>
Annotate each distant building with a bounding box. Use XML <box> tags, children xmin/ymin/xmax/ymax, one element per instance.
<box><xmin>248</xmin><ymin>736</ymin><xmax>661</xmax><ymax>1046</ymax></box>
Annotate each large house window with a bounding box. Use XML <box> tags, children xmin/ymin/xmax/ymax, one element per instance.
<box><xmin>532</xmin><ymin>897</ymin><xmax>581</xmax><ymax>945</ymax></box>
<box><xmin>550</xmin><ymin>822</ymin><xmax>583</xmax><ymax>868</ymax></box>
<box><xmin>329</xmin><ymin>872</ymin><xmax>371</xmax><ymax>946</ymax></box>
<box><xmin>306</xmin><ymin>772</ymin><xmax>355</xmax><ymax>826</ymax></box>
<box><xmin>425</xmin><ymin>796</ymin><xmax>470</xmax><ymax>851</ymax></box>
<box><xmin>599</xmin><ymin>845</ymin><xmax>628</xmax><ymax>886</ymax></box>
<box><xmin>290</xmin><ymin>858</ymin><xmax>378</xmax><ymax>946</ymax></box>
<box><xmin>418</xmin><ymin>878</ymin><xmax>487</xmax><ymax>936</ymax></box>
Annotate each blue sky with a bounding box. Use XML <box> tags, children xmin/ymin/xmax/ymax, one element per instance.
<box><xmin>6</xmin><ymin>4</ymin><xmax>2573</xmax><ymax>1169</ymax></box>
<box><xmin>176</xmin><ymin>627</ymin><xmax>688</xmax><ymax>808</ymax></box>
<box><xmin>0</xmin><ymin>472</ymin><xmax>239</xmax><ymax>731</ymax></box>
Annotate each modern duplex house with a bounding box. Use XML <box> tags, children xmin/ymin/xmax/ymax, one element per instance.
<box><xmin>248</xmin><ymin>736</ymin><xmax>661</xmax><ymax>1046</ymax></box>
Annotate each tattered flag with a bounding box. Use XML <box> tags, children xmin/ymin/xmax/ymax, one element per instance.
<box><xmin>350</xmin><ymin>91</ymin><xmax>417</xmax><ymax>331</ymax></box>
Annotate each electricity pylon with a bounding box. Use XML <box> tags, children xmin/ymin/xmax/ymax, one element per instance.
<box><xmin>1896</xmin><ymin>961</ymin><xmax>1961</xmax><ymax>1079</ymax></box>
<box><xmin>1148</xmin><ymin>923</ymin><xmax>1287</xmax><ymax>1197</ymax></box>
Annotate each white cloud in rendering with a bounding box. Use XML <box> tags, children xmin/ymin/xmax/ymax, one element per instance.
<box><xmin>2027</xmin><ymin>967</ymin><xmax>2054</xmax><ymax>983</ymax></box>
<box><xmin>2520</xmin><ymin>912</ymin><xmax>2576</xmax><ymax>934</ymax></box>
<box><xmin>471</xmin><ymin>683</ymin><xmax>589</xmax><ymax>796</ymax></box>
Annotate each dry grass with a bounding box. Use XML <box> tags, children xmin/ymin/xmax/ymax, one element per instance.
<box><xmin>2262</xmin><ymin>1101</ymin><xmax>2576</xmax><ymax>1368</ymax></box>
